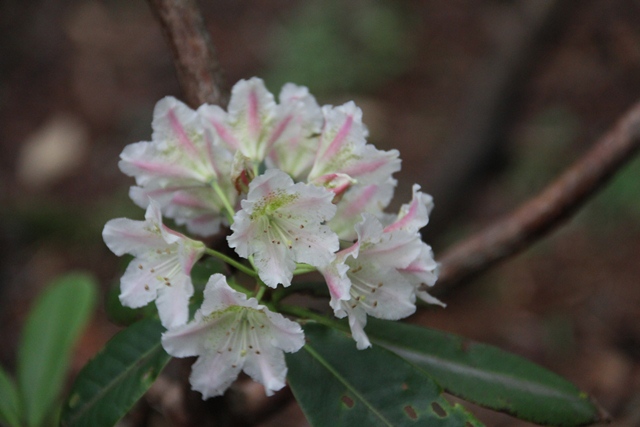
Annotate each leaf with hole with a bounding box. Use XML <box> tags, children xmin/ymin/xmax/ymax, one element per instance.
<box><xmin>60</xmin><ymin>318</ymin><xmax>171</xmax><ymax>427</ymax></box>
<box><xmin>286</xmin><ymin>322</ymin><xmax>483</xmax><ymax>427</ymax></box>
<box><xmin>365</xmin><ymin>318</ymin><xmax>606</xmax><ymax>426</ymax></box>
<box><xmin>17</xmin><ymin>272</ymin><xmax>98</xmax><ymax>427</ymax></box>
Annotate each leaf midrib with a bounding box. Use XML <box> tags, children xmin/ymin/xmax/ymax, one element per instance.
<box><xmin>63</xmin><ymin>324</ymin><xmax>168</xmax><ymax>425</ymax></box>
<box><xmin>377</xmin><ymin>340</ymin><xmax>589</xmax><ymax>408</ymax></box>
<box><xmin>303</xmin><ymin>343</ymin><xmax>394</xmax><ymax>427</ymax></box>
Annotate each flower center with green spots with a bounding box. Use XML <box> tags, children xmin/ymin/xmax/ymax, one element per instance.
<box><xmin>250</xmin><ymin>190</ymin><xmax>298</xmax><ymax>220</ymax></box>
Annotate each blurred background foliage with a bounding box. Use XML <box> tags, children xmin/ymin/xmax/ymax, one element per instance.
<box><xmin>1</xmin><ymin>0</ymin><xmax>640</xmax><ymax>425</ymax></box>
<box><xmin>266</xmin><ymin>0</ymin><xmax>414</xmax><ymax>95</ymax></box>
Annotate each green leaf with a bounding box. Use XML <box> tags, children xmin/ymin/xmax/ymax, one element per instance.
<box><xmin>60</xmin><ymin>318</ymin><xmax>171</xmax><ymax>427</ymax></box>
<box><xmin>286</xmin><ymin>323</ymin><xmax>483</xmax><ymax>427</ymax></box>
<box><xmin>0</xmin><ymin>366</ymin><xmax>22</xmax><ymax>427</ymax></box>
<box><xmin>17</xmin><ymin>272</ymin><xmax>98</xmax><ymax>427</ymax></box>
<box><xmin>104</xmin><ymin>283</ymin><xmax>157</xmax><ymax>327</ymax></box>
<box><xmin>365</xmin><ymin>318</ymin><xmax>605</xmax><ymax>426</ymax></box>
<box><xmin>272</xmin><ymin>281</ymin><xmax>330</xmax><ymax>304</ymax></box>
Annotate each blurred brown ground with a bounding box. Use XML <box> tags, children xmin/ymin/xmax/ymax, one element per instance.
<box><xmin>1</xmin><ymin>1</ymin><xmax>640</xmax><ymax>426</ymax></box>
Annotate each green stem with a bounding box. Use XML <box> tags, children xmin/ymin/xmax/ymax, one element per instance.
<box><xmin>204</xmin><ymin>248</ymin><xmax>258</xmax><ymax>278</ymax></box>
<box><xmin>278</xmin><ymin>304</ymin><xmax>347</xmax><ymax>332</ymax></box>
<box><xmin>211</xmin><ymin>180</ymin><xmax>236</xmax><ymax>223</ymax></box>
<box><xmin>227</xmin><ymin>279</ymin><xmax>252</xmax><ymax>297</ymax></box>
<box><xmin>254</xmin><ymin>285</ymin><xmax>267</xmax><ymax>302</ymax></box>
<box><xmin>293</xmin><ymin>263</ymin><xmax>317</xmax><ymax>275</ymax></box>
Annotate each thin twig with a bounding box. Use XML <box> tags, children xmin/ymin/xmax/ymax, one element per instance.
<box><xmin>433</xmin><ymin>100</ymin><xmax>640</xmax><ymax>293</ymax></box>
<box><xmin>146</xmin><ymin>0</ymin><xmax>228</xmax><ymax>108</ymax></box>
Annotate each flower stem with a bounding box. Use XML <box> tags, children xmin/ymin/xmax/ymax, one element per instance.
<box><xmin>254</xmin><ymin>285</ymin><xmax>267</xmax><ymax>302</ymax></box>
<box><xmin>227</xmin><ymin>279</ymin><xmax>252</xmax><ymax>297</ymax></box>
<box><xmin>293</xmin><ymin>263</ymin><xmax>316</xmax><ymax>275</ymax></box>
<box><xmin>211</xmin><ymin>180</ymin><xmax>236</xmax><ymax>223</ymax></box>
<box><xmin>204</xmin><ymin>248</ymin><xmax>258</xmax><ymax>278</ymax></box>
<box><xmin>278</xmin><ymin>304</ymin><xmax>347</xmax><ymax>332</ymax></box>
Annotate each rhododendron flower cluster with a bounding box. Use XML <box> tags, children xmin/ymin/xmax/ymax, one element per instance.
<box><xmin>103</xmin><ymin>77</ymin><xmax>441</xmax><ymax>399</ymax></box>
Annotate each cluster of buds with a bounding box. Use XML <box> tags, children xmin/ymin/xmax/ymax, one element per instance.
<box><xmin>103</xmin><ymin>78</ymin><xmax>441</xmax><ymax>399</ymax></box>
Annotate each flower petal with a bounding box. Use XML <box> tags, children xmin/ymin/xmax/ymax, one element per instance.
<box><xmin>189</xmin><ymin>353</ymin><xmax>243</xmax><ymax>399</ymax></box>
<box><xmin>384</xmin><ymin>184</ymin><xmax>433</xmax><ymax>234</ymax></box>
<box><xmin>228</xmin><ymin>169</ymin><xmax>338</xmax><ymax>287</ymax></box>
<box><xmin>309</xmin><ymin>102</ymin><xmax>400</xmax><ymax>186</ymax></box>
<box><xmin>155</xmin><ymin>274</ymin><xmax>193</xmax><ymax>328</ymax></box>
<box><xmin>162</xmin><ymin>275</ymin><xmax>305</xmax><ymax>399</ymax></box>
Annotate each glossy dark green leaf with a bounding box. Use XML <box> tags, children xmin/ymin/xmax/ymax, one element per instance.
<box><xmin>286</xmin><ymin>323</ymin><xmax>483</xmax><ymax>427</ymax></box>
<box><xmin>271</xmin><ymin>281</ymin><xmax>330</xmax><ymax>304</ymax></box>
<box><xmin>0</xmin><ymin>366</ymin><xmax>21</xmax><ymax>427</ymax></box>
<box><xmin>366</xmin><ymin>318</ymin><xmax>605</xmax><ymax>426</ymax></box>
<box><xmin>60</xmin><ymin>318</ymin><xmax>171</xmax><ymax>427</ymax></box>
<box><xmin>17</xmin><ymin>272</ymin><xmax>98</xmax><ymax>427</ymax></box>
<box><xmin>104</xmin><ymin>283</ymin><xmax>158</xmax><ymax>327</ymax></box>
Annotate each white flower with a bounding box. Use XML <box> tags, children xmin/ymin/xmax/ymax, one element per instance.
<box><xmin>384</xmin><ymin>184</ymin><xmax>443</xmax><ymax>306</ymax></box>
<box><xmin>401</xmin><ymin>244</ymin><xmax>444</xmax><ymax>307</ymax></box>
<box><xmin>321</xmin><ymin>214</ymin><xmax>421</xmax><ymax>349</ymax></box>
<box><xmin>308</xmin><ymin>102</ymin><xmax>401</xmax><ymax>188</ymax></box>
<box><xmin>102</xmin><ymin>201</ymin><xmax>205</xmax><ymax>328</ymax></box>
<box><xmin>119</xmin><ymin>96</ymin><xmax>236</xmax><ymax>236</ymax></box>
<box><xmin>228</xmin><ymin>169</ymin><xmax>339</xmax><ymax>288</ymax></box>
<box><xmin>161</xmin><ymin>274</ymin><xmax>305</xmax><ymax>399</ymax></box>
<box><xmin>383</xmin><ymin>184</ymin><xmax>433</xmax><ymax>234</ymax></box>
<box><xmin>129</xmin><ymin>183</ymin><xmax>228</xmax><ymax>237</ymax></box>
<box><xmin>199</xmin><ymin>78</ymin><xmax>322</xmax><ymax>174</ymax></box>
<box><xmin>266</xmin><ymin>83</ymin><xmax>324</xmax><ymax>180</ymax></box>
<box><xmin>329</xmin><ymin>181</ymin><xmax>396</xmax><ymax>241</ymax></box>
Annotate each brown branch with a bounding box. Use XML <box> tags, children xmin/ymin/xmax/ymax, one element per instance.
<box><xmin>147</xmin><ymin>0</ymin><xmax>228</xmax><ymax>108</ymax></box>
<box><xmin>433</xmin><ymin>100</ymin><xmax>640</xmax><ymax>293</ymax></box>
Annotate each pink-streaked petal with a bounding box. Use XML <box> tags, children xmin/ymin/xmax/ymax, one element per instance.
<box><xmin>130</xmin><ymin>184</ymin><xmax>229</xmax><ymax>237</ymax></box>
<box><xmin>341</xmin><ymin>145</ymin><xmax>401</xmax><ymax>185</ymax></box>
<box><xmin>323</xmin><ymin>111</ymin><xmax>354</xmax><ymax>160</ymax></box>
<box><xmin>265</xmin><ymin>84</ymin><xmax>323</xmax><ymax>179</ymax></box>
<box><xmin>226</xmin><ymin>78</ymin><xmax>277</xmax><ymax>160</ymax></box>
<box><xmin>307</xmin><ymin>103</ymin><xmax>366</xmax><ymax>180</ymax></box>
<box><xmin>399</xmin><ymin>244</ymin><xmax>438</xmax><ymax>288</ymax></box>
<box><xmin>384</xmin><ymin>184</ymin><xmax>434</xmax><ymax>234</ymax></box>
<box><xmin>363</xmin><ymin>230</ymin><xmax>422</xmax><ymax>270</ymax></box>
<box><xmin>198</xmin><ymin>104</ymin><xmax>241</xmax><ymax>151</ymax></box>
<box><xmin>330</xmin><ymin>182</ymin><xmax>395</xmax><ymax>240</ymax></box>
<box><xmin>177</xmin><ymin>240</ymin><xmax>206</xmax><ymax>275</ymax></box>
<box><xmin>119</xmin><ymin>142</ymin><xmax>202</xmax><ymax>184</ymax></box>
<box><xmin>151</xmin><ymin>96</ymin><xmax>200</xmax><ymax>155</ymax></box>
<box><xmin>317</xmin><ymin>102</ymin><xmax>365</xmax><ymax>161</ymax></box>
<box><xmin>320</xmin><ymin>260</ymin><xmax>352</xmax><ymax>311</ymax></box>
<box><xmin>166</xmin><ymin>106</ymin><xmax>199</xmax><ymax>158</ymax></box>
<box><xmin>308</xmin><ymin>102</ymin><xmax>400</xmax><ymax>188</ymax></box>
